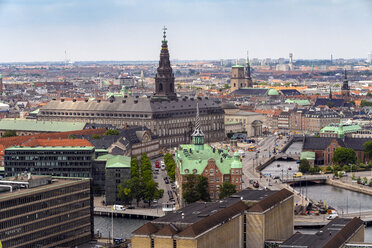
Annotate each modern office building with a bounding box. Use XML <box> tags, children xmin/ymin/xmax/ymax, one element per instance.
<box><xmin>37</xmin><ymin>29</ymin><xmax>225</xmax><ymax>148</ymax></box>
<box><xmin>0</xmin><ymin>175</ymin><xmax>93</xmax><ymax>248</ymax></box>
<box><xmin>131</xmin><ymin>188</ymin><xmax>294</xmax><ymax>248</ymax></box>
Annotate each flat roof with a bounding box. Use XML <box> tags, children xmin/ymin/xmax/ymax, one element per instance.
<box><xmin>0</xmin><ymin>176</ymin><xmax>90</xmax><ymax>201</ymax></box>
<box><xmin>6</xmin><ymin>146</ymin><xmax>95</xmax><ymax>151</ymax></box>
<box><xmin>0</xmin><ymin>119</ymin><xmax>86</xmax><ymax>132</ymax></box>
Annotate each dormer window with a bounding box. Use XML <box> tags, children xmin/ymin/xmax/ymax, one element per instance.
<box><xmin>184</xmin><ymin>169</ymin><xmax>189</xmax><ymax>174</ymax></box>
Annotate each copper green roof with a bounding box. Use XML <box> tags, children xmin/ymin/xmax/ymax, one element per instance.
<box><xmin>300</xmin><ymin>151</ymin><xmax>315</xmax><ymax>160</ymax></box>
<box><xmin>95</xmin><ymin>154</ymin><xmax>131</xmax><ymax>168</ymax></box>
<box><xmin>176</xmin><ymin>144</ymin><xmax>241</xmax><ymax>175</ymax></box>
<box><xmin>285</xmin><ymin>99</ymin><xmax>311</xmax><ymax>106</ymax></box>
<box><xmin>29</xmin><ymin>109</ymin><xmax>40</xmax><ymax>115</ymax></box>
<box><xmin>267</xmin><ymin>88</ymin><xmax>279</xmax><ymax>96</ymax></box>
<box><xmin>232</xmin><ymin>65</ymin><xmax>244</xmax><ymax>68</ymax></box>
<box><xmin>0</xmin><ymin>119</ymin><xmax>86</xmax><ymax>132</ymax></box>
<box><xmin>320</xmin><ymin>123</ymin><xmax>361</xmax><ymax>134</ymax></box>
<box><xmin>0</xmin><ymin>166</ymin><xmax>4</xmax><ymax>172</ymax></box>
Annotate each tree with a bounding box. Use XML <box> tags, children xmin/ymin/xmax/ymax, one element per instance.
<box><xmin>2</xmin><ymin>130</ymin><xmax>17</xmax><ymax>137</ymax></box>
<box><xmin>299</xmin><ymin>159</ymin><xmax>310</xmax><ymax>173</ymax></box>
<box><xmin>117</xmin><ymin>183</ymin><xmax>133</xmax><ymax>204</ymax></box>
<box><xmin>143</xmin><ymin>179</ymin><xmax>163</xmax><ymax>207</ymax></box>
<box><xmin>363</xmin><ymin>141</ymin><xmax>372</xmax><ymax>159</ymax></box>
<box><xmin>367</xmin><ymin>92</ymin><xmax>372</xmax><ymax>97</ymax></box>
<box><xmin>333</xmin><ymin>147</ymin><xmax>356</xmax><ymax>165</ymax></box>
<box><xmin>164</xmin><ymin>153</ymin><xmax>176</xmax><ymax>181</ymax></box>
<box><xmin>183</xmin><ymin>174</ymin><xmax>210</xmax><ymax>204</ymax></box>
<box><xmin>92</xmin><ymin>134</ymin><xmax>101</xmax><ymax>139</ymax></box>
<box><xmin>219</xmin><ymin>182</ymin><xmax>237</xmax><ymax>199</ymax></box>
<box><xmin>126</xmin><ymin>177</ymin><xmax>144</xmax><ymax>206</ymax></box>
<box><xmin>130</xmin><ymin>157</ymin><xmax>140</xmax><ymax>178</ymax></box>
<box><xmin>68</xmin><ymin>134</ymin><xmax>76</xmax><ymax>139</ymax></box>
<box><xmin>104</xmin><ymin>129</ymin><xmax>120</xmax><ymax>135</ymax></box>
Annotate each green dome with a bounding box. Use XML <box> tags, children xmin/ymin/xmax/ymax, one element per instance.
<box><xmin>267</xmin><ymin>89</ymin><xmax>279</xmax><ymax>96</ymax></box>
<box><xmin>231</xmin><ymin>152</ymin><xmax>242</xmax><ymax>168</ymax></box>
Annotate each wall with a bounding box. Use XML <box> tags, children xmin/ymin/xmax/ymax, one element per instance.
<box><xmin>245</xmin><ymin>214</ymin><xmax>265</xmax><ymax>248</ymax></box>
<box><xmin>196</xmin><ymin>215</ymin><xmax>242</xmax><ymax>248</ymax></box>
<box><xmin>154</xmin><ymin>237</ymin><xmax>173</xmax><ymax>248</ymax></box>
<box><xmin>347</xmin><ymin>225</ymin><xmax>365</xmax><ymax>243</ymax></box>
<box><xmin>264</xmin><ymin>196</ymin><xmax>294</xmax><ymax>241</ymax></box>
<box><xmin>131</xmin><ymin>236</ymin><xmax>151</xmax><ymax>248</ymax></box>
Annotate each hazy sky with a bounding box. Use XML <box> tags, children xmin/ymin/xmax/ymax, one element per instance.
<box><xmin>0</xmin><ymin>0</ymin><xmax>371</xmax><ymax>62</ymax></box>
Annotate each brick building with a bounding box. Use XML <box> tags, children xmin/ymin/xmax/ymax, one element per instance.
<box><xmin>303</xmin><ymin>136</ymin><xmax>370</xmax><ymax>165</ymax></box>
<box><xmin>175</xmin><ymin>103</ymin><xmax>242</xmax><ymax>200</ymax></box>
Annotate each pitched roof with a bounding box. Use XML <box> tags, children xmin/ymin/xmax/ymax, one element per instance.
<box><xmin>247</xmin><ymin>188</ymin><xmax>293</xmax><ymax>212</ymax></box>
<box><xmin>154</xmin><ymin>224</ymin><xmax>179</xmax><ymax>236</ymax></box>
<box><xmin>303</xmin><ymin>136</ymin><xmax>370</xmax><ymax>151</ymax></box>
<box><xmin>314</xmin><ymin>98</ymin><xmax>345</xmax><ymax>108</ymax></box>
<box><xmin>231</xmin><ymin>88</ymin><xmax>268</xmax><ymax>96</ymax></box>
<box><xmin>95</xmin><ymin>154</ymin><xmax>131</xmax><ymax>168</ymax></box>
<box><xmin>132</xmin><ymin>222</ymin><xmax>158</xmax><ymax>236</ymax></box>
<box><xmin>177</xmin><ymin>201</ymin><xmax>248</xmax><ymax>237</ymax></box>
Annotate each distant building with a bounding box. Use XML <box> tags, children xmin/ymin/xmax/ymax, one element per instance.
<box><xmin>368</xmin><ymin>51</ymin><xmax>372</xmax><ymax>64</ymax></box>
<box><xmin>175</xmin><ymin>103</ymin><xmax>242</xmax><ymax>200</ymax></box>
<box><xmin>320</xmin><ymin>121</ymin><xmax>361</xmax><ymax>137</ymax></box>
<box><xmin>37</xmin><ymin>29</ymin><xmax>225</xmax><ymax>148</ymax></box>
<box><xmin>303</xmin><ymin>136</ymin><xmax>370</xmax><ymax>165</ymax></box>
<box><xmin>222</xmin><ymin>103</ymin><xmax>266</xmax><ymax>137</ymax></box>
<box><xmin>0</xmin><ymin>73</ymin><xmax>3</xmax><ymax>92</ymax></box>
<box><xmin>341</xmin><ymin>69</ymin><xmax>350</xmax><ymax>100</ymax></box>
<box><xmin>230</xmin><ymin>53</ymin><xmax>253</xmax><ymax>91</ymax></box>
<box><xmin>0</xmin><ymin>175</ymin><xmax>93</xmax><ymax>247</ymax></box>
<box><xmin>131</xmin><ymin>188</ymin><xmax>294</xmax><ymax>248</ymax></box>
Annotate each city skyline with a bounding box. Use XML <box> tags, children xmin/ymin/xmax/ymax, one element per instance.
<box><xmin>0</xmin><ymin>0</ymin><xmax>371</xmax><ymax>62</ymax></box>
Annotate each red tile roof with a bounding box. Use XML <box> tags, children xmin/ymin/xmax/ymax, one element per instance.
<box><xmin>21</xmin><ymin>138</ymin><xmax>93</xmax><ymax>147</ymax></box>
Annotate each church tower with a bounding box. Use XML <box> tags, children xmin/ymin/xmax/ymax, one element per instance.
<box><xmin>192</xmin><ymin>102</ymin><xmax>205</xmax><ymax>151</ymax></box>
<box><xmin>341</xmin><ymin>69</ymin><xmax>350</xmax><ymax>99</ymax></box>
<box><xmin>230</xmin><ymin>62</ymin><xmax>245</xmax><ymax>91</ymax></box>
<box><xmin>245</xmin><ymin>52</ymin><xmax>253</xmax><ymax>87</ymax></box>
<box><xmin>153</xmin><ymin>27</ymin><xmax>177</xmax><ymax>100</ymax></box>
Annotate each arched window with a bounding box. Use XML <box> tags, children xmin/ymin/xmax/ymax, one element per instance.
<box><xmin>159</xmin><ymin>83</ymin><xmax>163</xmax><ymax>91</ymax></box>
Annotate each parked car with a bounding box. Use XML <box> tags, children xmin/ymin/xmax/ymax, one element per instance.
<box><xmin>113</xmin><ymin>205</ymin><xmax>126</xmax><ymax>211</ymax></box>
<box><xmin>127</xmin><ymin>206</ymin><xmax>135</xmax><ymax>209</ymax></box>
<box><xmin>327</xmin><ymin>213</ymin><xmax>339</xmax><ymax>220</ymax></box>
<box><xmin>164</xmin><ymin>177</ymin><xmax>169</xmax><ymax>184</ymax></box>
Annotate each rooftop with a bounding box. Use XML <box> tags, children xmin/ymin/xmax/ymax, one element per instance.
<box><xmin>176</xmin><ymin>144</ymin><xmax>241</xmax><ymax>175</ymax></box>
<box><xmin>95</xmin><ymin>154</ymin><xmax>131</xmax><ymax>168</ymax></box>
<box><xmin>0</xmin><ymin>119</ymin><xmax>86</xmax><ymax>132</ymax></box>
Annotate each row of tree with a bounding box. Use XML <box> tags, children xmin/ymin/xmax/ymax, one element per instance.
<box><xmin>117</xmin><ymin>153</ymin><xmax>163</xmax><ymax>206</ymax></box>
<box><xmin>164</xmin><ymin>153</ymin><xmax>176</xmax><ymax>181</ymax></box>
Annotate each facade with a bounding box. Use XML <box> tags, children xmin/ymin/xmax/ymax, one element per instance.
<box><xmin>0</xmin><ymin>175</ymin><xmax>93</xmax><ymax>248</ymax></box>
<box><xmin>224</xmin><ymin>110</ymin><xmax>266</xmax><ymax>137</ymax></box>
<box><xmin>176</xmin><ymin>103</ymin><xmax>242</xmax><ymax>199</ymax></box>
<box><xmin>303</xmin><ymin>136</ymin><xmax>370</xmax><ymax>165</ymax></box>
<box><xmin>230</xmin><ymin>54</ymin><xmax>253</xmax><ymax>91</ymax></box>
<box><xmin>37</xmin><ymin>30</ymin><xmax>225</xmax><ymax>148</ymax></box>
<box><xmin>278</xmin><ymin>111</ymin><xmax>290</xmax><ymax>130</ymax></box>
<box><xmin>341</xmin><ymin>69</ymin><xmax>350</xmax><ymax>99</ymax></box>
<box><xmin>98</xmin><ymin>154</ymin><xmax>131</xmax><ymax>204</ymax></box>
<box><xmin>131</xmin><ymin>188</ymin><xmax>294</xmax><ymax>248</ymax></box>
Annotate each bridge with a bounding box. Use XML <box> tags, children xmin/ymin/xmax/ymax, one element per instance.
<box><xmin>280</xmin><ymin>135</ymin><xmax>303</xmax><ymax>153</ymax></box>
<box><xmin>282</xmin><ymin>175</ymin><xmax>328</xmax><ymax>185</ymax></box>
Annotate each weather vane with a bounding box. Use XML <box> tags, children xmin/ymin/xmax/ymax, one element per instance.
<box><xmin>162</xmin><ymin>26</ymin><xmax>167</xmax><ymax>42</ymax></box>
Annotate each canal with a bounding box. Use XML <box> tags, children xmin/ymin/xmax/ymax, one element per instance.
<box><xmin>293</xmin><ymin>183</ymin><xmax>372</xmax><ymax>242</ymax></box>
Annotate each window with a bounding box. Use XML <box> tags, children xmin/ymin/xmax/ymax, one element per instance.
<box><xmin>210</xmin><ymin>177</ymin><xmax>214</xmax><ymax>183</ymax></box>
<box><xmin>210</xmin><ymin>169</ymin><xmax>214</xmax><ymax>175</ymax></box>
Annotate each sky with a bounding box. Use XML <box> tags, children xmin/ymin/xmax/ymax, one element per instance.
<box><xmin>0</xmin><ymin>0</ymin><xmax>371</xmax><ymax>62</ymax></box>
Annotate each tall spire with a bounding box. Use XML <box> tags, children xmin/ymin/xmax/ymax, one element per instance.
<box><xmin>245</xmin><ymin>51</ymin><xmax>251</xmax><ymax>79</ymax></box>
<box><xmin>153</xmin><ymin>26</ymin><xmax>177</xmax><ymax>100</ymax></box>
<box><xmin>329</xmin><ymin>87</ymin><xmax>332</xmax><ymax>99</ymax></box>
<box><xmin>192</xmin><ymin>102</ymin><xmax>204</xmax><ymax>149</ymax></box>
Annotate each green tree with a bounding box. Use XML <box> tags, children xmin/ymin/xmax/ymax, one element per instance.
<box><xmin>104</xmin><ymin>129</ymin><xmax>120</xmax><ymax>135</ymax></box>
<box><xmin>363</xmin><ymin>177</ymin><xmax>368</xmax><ymax>185</ymax></box>
<box><xmin>2</xmin><ymin>130</ymin><xmax>17</xmax><ymax>137</ymax></box>
<box><xmin>219</xmin><ymin>182</ymin><xmax>237</xmax><ymax>199</ymax></box>
<box><xmin>68</xmin><ymin>134</ymin><xmax>76</xmax><ymax>139</ymax></box>
<box><xmin>164</xmin><ymin>153</ymin><xmax>176</xmax><ymax>181</ymax></box>
<box><xmin>143</xmin><ymin>179</ymin><xmax>163</xmax><ymax>207</ymax></box>
<box><xmin>333</xmin><ymin>147</ymin><xmax>357</xmax><ymax>165</ymax></box>
<box><xmin>126</xmin><ymin>177</ymin><xmax>144</xmax><ymax>206</ymax></box>
<box><xmin>92</xmin><ymin>134</ymin><xmax>101</xmax><ymax>139</ymax></box>
<box><xmin>363</xmin><ymin>141</ymin><xmax>372</xmax><ymax>159</ymax></box>
<box><xmin>367</xmin><ymin>92</ymin><xmax>372</xmax><ymax>97</ymax></box>
<box><xmin>130</xmin><ymin>157</ymin><xmax>140</xmax><ymax>178</ymax></box>
<box><xmin>360</xmin><ymin>100</ymin><xmax>372</xmax><ymax>108</ymax></box>
<box><xmin>299</xmin><ymin>159</ymin><xmax>311</xmax><ymax>173</ymax></box>
<box><xmin>117</xmin><ymin>183</ymin><xmax>132</xmax><ymax>204</ymax></box>
<box><xmin>183</xmin><ymin>174</ymin><xmax>210</xmax><ymax>204</ymax></box>
<box><xmin>223</xmin><ymin>84</ymin><xmax>231</xmax><ymax>89</ymax></box>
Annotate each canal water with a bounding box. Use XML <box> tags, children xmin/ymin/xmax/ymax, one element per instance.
<box><xmin>261</xmin><ymin>142</ymin><xmax>302</xmax><ymax>178</ymax></box>
<box><xmin>293</xmin><ymin>184</ymin><xmax>372</xmax><ymax>242</ymax></box>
